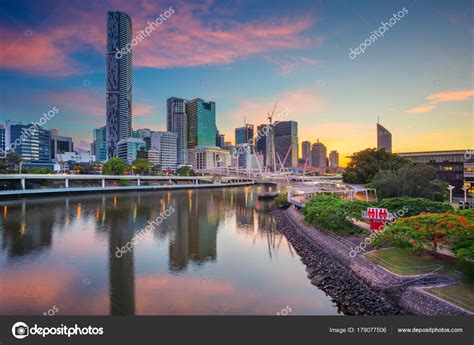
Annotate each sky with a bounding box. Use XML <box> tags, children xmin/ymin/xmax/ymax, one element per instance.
<box><xmin>0</xmin><ymin>0</ymin><xmax>472</xmax><ymax>165</ymax></box>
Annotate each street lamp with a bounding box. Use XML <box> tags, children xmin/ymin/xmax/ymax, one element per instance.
<box><xmin>462</xmin><ymin>185</ymin><xmax>469</xmax><ymax>204</ymax></box>
<box><xmin>447</xmin><ymin>185</ymin><xmax>455</xmax><ymax>203</ymax></box>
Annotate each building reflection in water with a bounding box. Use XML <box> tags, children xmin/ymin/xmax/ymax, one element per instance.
<box><xmin>168</xmin><ymin>190</ymin><xmax>218</xmax><ymax>272</ymax></box>
<box><xmin>0</xmin><ymin>185</ymin><xmax>295</xmax><ymax>315</ymax></box>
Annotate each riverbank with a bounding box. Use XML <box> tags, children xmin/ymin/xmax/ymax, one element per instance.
<box><xmin>0</xmin><ymin>181</ymin><xmax>254</xmax><ymax>199</ymax></box>
<box><xmin>276</xmin><ymin>205</ymin><xmax>471</xmax><ymax>315</ymax></box>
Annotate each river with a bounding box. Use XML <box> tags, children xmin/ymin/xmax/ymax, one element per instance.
<box><xmin>0</xmin><ymin>185</ymin><xmax>338</xmax><ymax>315</ymax></box>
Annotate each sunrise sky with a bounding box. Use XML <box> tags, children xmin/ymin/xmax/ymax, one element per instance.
<box><xmin>0</xmin><ymin>0</ymin><xmax>472</xmax><ymax>165</ymax></box>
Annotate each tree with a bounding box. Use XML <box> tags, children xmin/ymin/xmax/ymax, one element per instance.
<box><xmin>103</xmin><ymin>158</ymin><xmax>128</xmax><ymax>175</ymax></box>
<box><xmin>28</xmin><ymin>167</ymin><xmax>54</xmax><ymax>174</ymax></box>
<box><xmin>72</xmin><ymin>165</ymin><xmax>84</xmax><ymax>174</ymax></box>
<box><xmin>177</xmin><ymin>166</ymin><xmax>196</xmax><ymax>176</ymax></box>
<box><xmin>343</xmin><ymin>148</ymin><xmax>408</xmax><ymax>184</ymax></box>
<box><xmin>374</xmin><ymin>212</ymin><xmax>474</xmax><ymax>258</ymax></box>
<box><xmin>131</xmin><ymin>158</ymin><xmax>151</xmax><ymax>175</ymax></box>
<box><xmin>0</xmin><ymin>152</ymin><xmax>22</xmax><ymax>173</ymax></box>
<box><xmin>370</xmin><ymin>163</ymin><xmax>448</xmax><ymax>201</ymax></box>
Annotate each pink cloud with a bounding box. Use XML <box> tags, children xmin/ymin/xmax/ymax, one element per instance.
<box><xmin>42</xmin><ymin>90</ymin><xmax>104</xmax><ymax>116</ymax></box>
<box><xmin>406</xmin><ymin>88</ymin><xmax>474</xmax><ymax>114</ymax></box>
<box><xmin>41</xmin><ymin>90</ymin><xmax>153</xmax><ymax>119</ymax></box>
<box><xmin>405</xmin><ymin>104</ymin><xmax>436</xmax><ymax>114</ymax></box>
<box><xmin>134</xmin><ymin>104</ymin><xmax>154</xmax><ymax>117</ymax></box>
<box><xmin>222</xmin><ymin>89</ymin><xmax>327</xmax><ymax>141</ymax></box>
<box><xmin>0</xmin><ymin>0</ymin><xmax>320</xmax><ymax>75</ymax></box>
<box><xmin>0</xmin><ymin>29</ymin><xmax>76</xmax><ymax>76</ymax></box>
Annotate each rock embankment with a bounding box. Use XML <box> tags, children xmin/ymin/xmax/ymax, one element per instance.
<box><xmin>273</xmin><ymin>206</ymin><xmax>470</xmax><ymax>316</ymax></box>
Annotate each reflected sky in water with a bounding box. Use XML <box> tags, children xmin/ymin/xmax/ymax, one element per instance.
<box><xmin>0</xmin><ymin>186</ymin><xmax>338</xmax><ymax>315</ymax></box>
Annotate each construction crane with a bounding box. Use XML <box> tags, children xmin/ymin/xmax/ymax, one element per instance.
<box><xmin>266</xmin><ymin>101</ymin><xmax>278</xmax><ymax>172</ymax></box>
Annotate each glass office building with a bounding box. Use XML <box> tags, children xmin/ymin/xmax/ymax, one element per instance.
<box><xmin>5</xmin><ymin>121</ymin><xmax>51</xmax><ymax>163</ymax></box>
<box><xmin>186</xmin><ymin>98</ymin><xmax>217</xmax><ymax>149</ymax></box>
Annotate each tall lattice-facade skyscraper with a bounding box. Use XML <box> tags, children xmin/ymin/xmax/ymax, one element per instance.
<box><xmin>106</xmin><ymin>11</ymin><xmax>132</xmax><ymax>159</ymax></box>
<box><xmin>167</xmin><ymin>97</ymin><xmax>188</xmax><ymax>165</ymax></box>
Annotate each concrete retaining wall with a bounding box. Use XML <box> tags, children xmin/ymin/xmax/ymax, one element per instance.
<box><xmin>285</xmin><ymin>206</ymin><xmax>471</xmax><ymax>316</ymax></box>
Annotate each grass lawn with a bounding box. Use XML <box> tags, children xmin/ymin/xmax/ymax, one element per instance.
<box><xmin>425</xmin><ymin>284</ymin><xmax>474</xmax><ymax>313</ymax></box>
<box><xmin>367</xmin><ymin>247</ymin><xmax>474</xmax><ymax>312</ymax></box>
<box><xmin>366</xmin><ymin>248</ymin><xmax>443</xmax><ymax>275</ymax></box>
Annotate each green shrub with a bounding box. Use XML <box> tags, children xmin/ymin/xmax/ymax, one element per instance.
<box><xmin>118</xmin><ymin>179</ymin><xmax>130</xmax><ymax>187</ymax></box>
<box><xmin>28</xmin><ymin>167</ymin><xmax>54</xmax><ymax>174</ymax></box>
<box><xmin>274</xmin><ymin>193</ymin><xmax>290</xmax><ymax>207</ymax></box>
<box><xmin>454</xmin><ymin>208</ymin><xmax>474</xmax><ymax>219</ymax></box>
<box><xmin>302</xmin><ymin>195</ymin><xmax>365</xmax><ymax>235</ymax></box>
<box><xmin>377</xmin><ymin>197</ymin><xmax>453</xmax><ymax>217</ymax></box>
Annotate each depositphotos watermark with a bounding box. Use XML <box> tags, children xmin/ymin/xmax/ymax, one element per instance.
<box><xmin>232</xmin><ymin>107</ymin><xmax>292</xmax><ymax>159</ymax></box>
<box><xmin>115</xmin><ymin>205</ymin><xmax>175</xmax><ymax>257</ymax></box>
<box><xmin>1</xmin><ymin>106</ymin><xmax>59</xmax><ymax>157</ymax></box>
<box><xmin>349</xmin><ymin>7</ymin><xmax>408</xmax><ymax>60</ymax></box>
<box><xmin>465</xmin><ymin>148</ymin><xmax>472</xmax><ymax>160</ymax></box>
<box><xmin>349</xmin><ymin>206</ymin><xmax>408</xmax><ymax>257</ymax></box>
<box><xmin>115</xmin><ymin>7</ymin><xmax>175</xmax><ymax>59</ymax></box>
<box><xmin>11</xmin><ymin>322</ymin><xmax>103</xmax><ymax>339</ymax></box>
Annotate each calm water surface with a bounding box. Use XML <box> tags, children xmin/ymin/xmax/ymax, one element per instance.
<box><xmin>0</xmin><ymin>186</ymin><xmax>338</xmax><ymax>315</ymax></box>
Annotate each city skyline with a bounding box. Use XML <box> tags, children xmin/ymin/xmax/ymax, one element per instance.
<box><xmin>0</xmin><ymin>0</ymin><xmax>472</xmax><ymax>166</ymax></box>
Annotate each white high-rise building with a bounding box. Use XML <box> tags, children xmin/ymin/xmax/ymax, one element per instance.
<box><xmin>150</xmin><ymin>131</ymin><xmax>178</xmax><ymax>170</ymax></box>
<box><xmin>167</xmin><ymin>97</ymin><xmax>188</xmax><ymax>165</ymax></box>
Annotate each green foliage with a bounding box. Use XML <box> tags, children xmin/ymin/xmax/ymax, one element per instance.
<box><xmin>118</xmin><ymin>179</ymin><xmax>130</xmax><ymax>186</ymax></box>
<box><xmin>6</xmin><ymin>152</ymin><xmax>21</xmax><ymax>166</ymax></box>
<box><xmin>374</xmin><ymin>212</ymin><xmax>474</xmax><ymax>260</ymax></box>
<box><xmin>302</xmin><ymin>195</ymin><xmax>365</xmax><ymax>235</ymax></box>
<box><xmin>131</xmin><ymin>158</ymin><xmax>151</xmax><ymax>175</ymax></box>
<box><xmin>27</xmin><ymin>167</ymin><xmax>54</xmax><ymax>174</ymax></box>
<box><xmin>371</xmin><ymin>163</ymin><xmax>448</xmax><ymax>201</ymax></box>
<box><xmin>177</xmin><ymin>166</ymin><xmax>196</xmax><ymax>176</ymax></box>
<box><xmin>274</xmin><ymin>193</ymin><xmax>290</xmax><ymax>207</ymax></box>
<box><xmin>377</xmin><ymin>197</ymin><xmax>453</xmax><ymax>217</ymax></box>
<box><xmin>0</xmin><ymin>152</ymin><xmax>22</xmax><ymax>173</ymax></box>
<box><xmin>454</xmin><ymin>209</ymin><xmax>474</xmax><ymax>219</ymax></box>
<box><xmin>103</xmin><ymin>158</ymin><xmax>128</xmax><ymax>175</ymax></box>
<box><xmin>450</xmin><ymin>228</ymin><xmax>474</xmax><ymax>262</ymax></box>
<box><xmin>343</xmin><ymin>148</ymin><xmax>408</xmax><ymax>184</ymax></box>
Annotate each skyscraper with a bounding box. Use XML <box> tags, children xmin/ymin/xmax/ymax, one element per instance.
<box><xmin>302</xmin><ymin>140</ymin><xmax>311</xmax><ymax>165</ymax></box>
<box><xmin>235</xmin><ymin>124</ymin><xmax>254</xmax><ymax>145</ymax></box>
<box><xmin>377</xmin><ymin>122</ymin><xmax>392</xmax><ymax>153</ymax></box>
<box><xmin>150</xmin><ymin>131</ymin><xmax>178</xmax><ymax>170</ymax></box>
<box><xmin>106</xmin><ymin>11</ymin><xmax>132</xmax><ymax>159</ymax></box>
<box><xmin>216</xmin><ymin>130</ymin><xmax>225</xmax><ymax>148</ymax></box>
<box><xmin>117</xmin><ymin>138</ymin><xmax>145</xmax><ymax>164</ymax></box>
<box><xmin>274</xmin><ymin>121</ymin><xmax>298</xmax><ymax>168</ymax></box>
<box><xmin>329</xmin><ymin>150</ymin><xmax>339</xmax><ymax>167</ymax></box>
<box><xmin>92</xmin><ymin>126</ymin><xmax>107</xmax><ymax>162</ymax></box>
<box><xmin>5</xmin><ymin>121</ymin><xmax>51</xmax><ymax>163</ymax></box>
<box><xmin>311</xmin><ymin>139</ymin><xmax>327</xmax><ymax>167</ymax></box>
<box><xmin>255</xmin><ymin>124</ymin><xmax>268</xmax><ymax>166</ymax></box>
<box><xmin>50</xmin><ymin>130</ymin><xmax>74</xmax><ymax>162</ymax></box>
<box><xmin>167</xmin><ymin>97</ymin><xmax>188</xmax><ymax>165</ymax></box>
<box><xmin>186</xmin><ymin>98</ymin><xmax>217</xmax><ymax>149</ymax></box>
<box><xmin>0</xmin><ymin>124</ymin><xmax>5</xmax><ymax>157</ymax></box>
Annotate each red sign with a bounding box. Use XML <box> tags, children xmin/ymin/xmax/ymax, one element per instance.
<box><xmin>362</xmin><ymin>208</ymin><xmax>393</xmax><ymax>231</ymax></box>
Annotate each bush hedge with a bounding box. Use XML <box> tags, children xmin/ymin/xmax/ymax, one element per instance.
<box><xmin>302</xmin><ymin>195</ymin><xmax>366</xmax><ymax>235</ymax></box>
<box><xmin>377</xmin><ymin>197</ymin><xmax>453</xmax><ymax>217</ymax></box>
